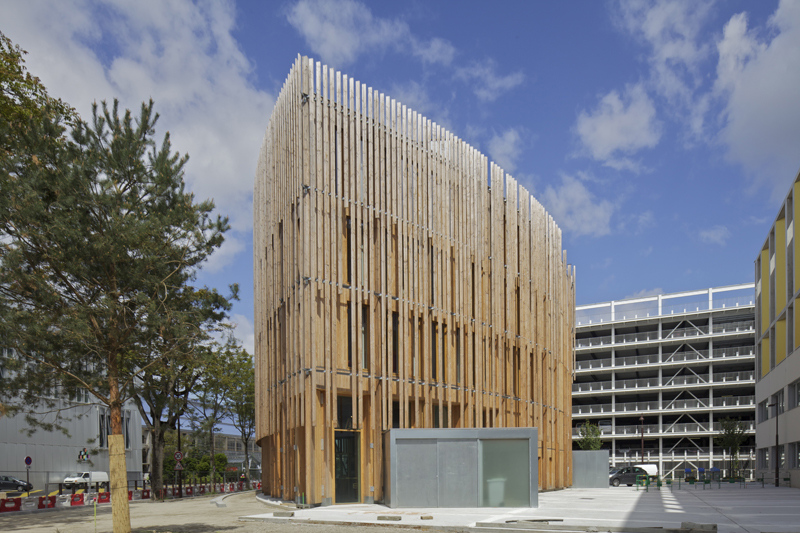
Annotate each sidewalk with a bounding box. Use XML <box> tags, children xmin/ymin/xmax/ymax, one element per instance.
<box><xmin>243</xmin><ymin>485</ymin><xmax>800</xmax><ymax>533</ymax></box>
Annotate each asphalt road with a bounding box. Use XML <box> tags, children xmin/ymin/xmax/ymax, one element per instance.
<box><xmin>0</xmin><ymin>492</ymin><xmax>419</xmax><ymax>533</ymax></box>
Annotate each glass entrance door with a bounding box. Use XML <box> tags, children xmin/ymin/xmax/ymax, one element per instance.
<box><xmin>334</xmin><ymin>431</ymin><xmax>359</xmax><ymax>503</ymax></box>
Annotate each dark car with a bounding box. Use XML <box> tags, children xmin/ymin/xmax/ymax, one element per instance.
<box><xmin>609</xmin><ymin>466</ymin><xmax>647</xmax><ymax>487</ymax></box>
<box><xmin>0</xmin><ymin>475</ymin><xmax>33</xmax><ymax>492</ymax></box>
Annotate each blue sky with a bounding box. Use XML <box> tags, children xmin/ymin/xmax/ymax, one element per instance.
<box><xmin>3</xmin><ymin>0</ymin><xmax>800</xmax><ymax>352</ymax></box>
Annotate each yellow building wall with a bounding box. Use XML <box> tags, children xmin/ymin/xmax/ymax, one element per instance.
<box><xmin>776</xmin><ymin>218</ymin><xmax>786</xmax><ymax>313</ymax></box>
<box><xmin>795</xmin><ymin>181</ymin><xmax>800</xmax><ymax>298</ymax></box>
<box><xmin>761</xmin><ymin>248</ymin><xmax>770</xmax><ymax>335</ymax></box>
<box><xmin>776</xmin><ymin>319</ymin><xmax>786</xmax><ymax>366</ymax></box>
<box><xmin>761</xmin><ymin>337</ymin><xmax>771</xmax><ymax>378</ymax></box>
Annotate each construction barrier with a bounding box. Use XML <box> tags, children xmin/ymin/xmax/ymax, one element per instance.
<box><xmin>70</xmin><ymin>493</ymin><xmax>84</xmax><ymax>506</ymax></box>
<box><xmin>38</xmin><ymin>496</ymin><xmax>56</xmax><ymax>509</ymax></box>
<box><xmin>199</xmin><ymin>486</ymin><xmax>205</xmax><ymax>495</ymax></box>
<box><xmin>56</xmin><ymin>495</ymin><xmax>71</xmax><ymax>508</ymax></box>
<box><xmin>185</xmin><ymin>486</ymin><xmax>193</xmax><ymax>496</ymax></box>
<box><xmin>0</xmin><ymin>498</ymin><xmax>21</xmax><ymax>513</ymax></box>
<box><xmin>21</xmin><ymin>498</ymin><xmax>37</xmax><ymax>511</ymax></box>
<box><xmin>97</xmin><ymin>492</ymin><xmax>111</xmax><ymax>504</ymax></box>
<box><xmin>142</xmin><ymin>489</ymin><xmax>150</xmax><ymax>499</ymax></box>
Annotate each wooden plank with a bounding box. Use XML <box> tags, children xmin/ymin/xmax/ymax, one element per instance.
<box><xmin>254</xmin><ymin>56</ymin><xmax>577</xmax><ymax>504</ymax></box>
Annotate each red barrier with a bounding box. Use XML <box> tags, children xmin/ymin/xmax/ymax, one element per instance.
<box><xmin>229</xmin><ymin>483</ymin><xmax>235</xmax><ymax>492</ymax></box>
<box><xmin>142</xmin><ymin>489</ymin><xmax>150</xmax><ymax>499</ymax></box>
<box><xmin>128</xmin><ymin>490</ymin><xmax>132</xmax><ymax>501</ymax></box>
<box><xmin>97</xmin><ymin>492</ymin><xmax>111</xmax><ymax>504</ymax></box>
<box><xmin>238</xmin><ymin>482</ymin><xmax>244</xmax><ymax>491</ymax></box>
<box><xmin>38</xmin><ymin>496</ymin><xmax>56</xmax><ymax>509</ymax></box>
<box><xmin>185</xmin><ymin>486</ymin><xmax>193</xmax><ymax>496</ymax></box>
<box><xmin>257</xmin><ymin>482</ymin><xmax>262</xmax><ymax>489</ymax></box>
<box><xmin>0</xmin><ymin>498</ymin><xmax>22</xmax><ymax>513</ymax></box>
<box><xmin>70</xmin><ymin>493</ymin><xmax>84</xmax><ymax>506</ymax></box>
<box><xmin>199</xmin><ymin>486</ymin><xmax>205</xmax><ymax>495</ymax></box>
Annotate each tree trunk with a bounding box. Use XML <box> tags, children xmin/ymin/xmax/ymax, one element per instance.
<box><xmin>109</xmin><ymin>396</ymin><xmax>131</xmax><ymax>533</ymax></box>
<box><xmin>210</xmin><ymin>427</ymin><xmax>216</xmax><ymax>491</ymax></box>
<box><xmin>151</xmin><ymin>421</ymin><xmax>166</xmax><ymax>499</ymax></box>
<box><xmin>243</xmin><ymin>439</ymin><xmax>250</xmax><ymax>485</ymax></box>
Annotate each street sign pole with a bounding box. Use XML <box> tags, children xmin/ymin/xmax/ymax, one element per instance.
<box><xmin>24</xmin><ymin>456</ymin><xmax>32</xmax><ymax>485</ymax></box>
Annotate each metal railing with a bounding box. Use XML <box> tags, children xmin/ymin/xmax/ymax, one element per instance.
<box><xmin>576</xmin><ymin>321</ymin><xmax>755</xmax><ymax>349</ymax></box>
<box><xmin>575</xmin><ymin>348</ymin><xmax>754</xmax><ymax>371</ymax></box>
<box><xmin>573</xmin><ymin>371</ymin><xmax>754</xmax><ymax>393</ymax></box>
<box><xmin>573</xmin><ymin>395</ymin><xmax>755</xmax><ymax>414</ymax></box>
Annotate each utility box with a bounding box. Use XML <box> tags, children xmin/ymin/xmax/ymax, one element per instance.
<box><xmin>572</xmin><ymin>450</ymin><xmax>610</xmax><ymax>488</ymax></box>
<box><xmin>383</xmin><ymin>428</ymin><xmax>538</xmax><ymax>508</ymax></box>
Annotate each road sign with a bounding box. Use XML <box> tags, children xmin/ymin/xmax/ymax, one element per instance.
<box><xmin>24</xmin><ymin>456</ymin><xmax>32</xmax><ymax>466</ymax></box>
<box><xmin>173</xmin><ymin>462</ymin><xmax>184</xmax><ymax>471</ymax></box>
<box><xmin>174</xmin><ymin>451</ymin><xmax>184</xmax><ymax>462</ymax></box>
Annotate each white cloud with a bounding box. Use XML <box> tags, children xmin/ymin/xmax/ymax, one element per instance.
<box><xmin>698</xmin><ymin>225</ymin><xmax>731</xmax><ymax>245</ymax></box>
<box><xmin>713</xmin><ymin>1</ymin><xmax>800</xmax><ymax>196</ymax></box>
<box><xmin>410</xmin><ymin>36</ymin><xmax>456</xmax><ymax>66</ymax></box>
<box><xmin>230</xmin><ymin>313</ymin><xmax>255</xmax><ymax>355</ymax></box>
<box><xmin>286</xmin><ymin>0</ymin><xmax>407</xmax><ymax>67</ymax></box>
<box><xmin>286</xmin><ymin>0</ymin><xmax>454</xmax><ymax>68</ymax></box>
<box><xmin>541</xmin><ymin>174</ymin><xmax>615</xmax><ymax>237</ymax></box>
<box><xmin>575</xmin><ymin>84</ymin><xmax>661</xmax><ymax>171</ymax></box>
<box><xmin>455</xmin><ymin>59</ymin><xmax>524</xmax><ymax>102</ymax></box>
<box><xmin>625</xmin><ymin>287</ymin><xmax>664</xmax><ymax>299</ymax></box>
<box><xmin>488</xmin><ymin>128</ymin><xmax>524</xmax><ymax>174</ymax></box>
<box><xmin>0</xmin><ymin>0</ymin><xmax>273</xmax><ymax>245</ymax></box>
<box><xmin>202</xmin><ymin>235</ymin><xmax>246</xmax><ymax>274</ymax></box>
<box><xmin>615</xmin><ymin>0</ymin><xmax>713</xmax><ymax>138</ymax></box>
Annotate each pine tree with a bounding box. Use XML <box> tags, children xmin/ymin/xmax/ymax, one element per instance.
<box><xmin>0</xmin><ymin>94</ymin><xmax>230</xmax><ymax>532</ymax></box>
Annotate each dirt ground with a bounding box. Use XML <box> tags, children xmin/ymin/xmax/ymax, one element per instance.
<box><xmin>0</xmin><ymin>492</ymin><xmax>418</xmax><ymax>533</ymax></box>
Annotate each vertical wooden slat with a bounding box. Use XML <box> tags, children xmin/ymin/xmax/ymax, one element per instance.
<box><xmin>255</xmin><ymin>56</ymin><xmax>576</xmax><ymax>504</ymax></box>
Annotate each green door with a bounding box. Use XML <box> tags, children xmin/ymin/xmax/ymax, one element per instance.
<box><xmin>334</xmin><ymin>431</ymin><xmax>359</xmax><ymax>503</ymax></box>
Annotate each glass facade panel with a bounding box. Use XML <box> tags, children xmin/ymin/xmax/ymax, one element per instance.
<box><xmin>480</xmin><ymin>439</ymin><xmax>529</xmax><ymax>507</ymax></box>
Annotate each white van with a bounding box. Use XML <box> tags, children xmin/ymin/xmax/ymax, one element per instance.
<box><xmin>634</xmin><ymin>464</ymin><xmax>658</xmax><ymax>479</ymax></box>
<box><xmin>63</xmin><ymin>471</ymin><xmax>110</xmax><ymax>489</ymax></box>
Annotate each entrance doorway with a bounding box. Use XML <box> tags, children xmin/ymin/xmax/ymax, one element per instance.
<box><xmin>334</xmin><ymin>431</ymin><xmax>359</xmax><ymax>503</ymax></box>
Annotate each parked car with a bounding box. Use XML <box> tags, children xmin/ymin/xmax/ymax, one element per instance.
<box><xmin>609</xmin><ymin>466</ymin><xmax>648</xmax><ymax>486</ymax></box>
<box><xmin>0</xmin><ymin>475</ymin><xmax>33</xmax><ymax>492</ymax></box>
<box><xmin>63</xmin><ymin>471</ymin><xmax>110</xmax><ymax>489</ymax></box>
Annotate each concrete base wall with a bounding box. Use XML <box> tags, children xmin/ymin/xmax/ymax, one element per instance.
<box><xmin>572</xmin><ymin>450</ymin><xmax>609</xmax><ymax>488</ymax></box>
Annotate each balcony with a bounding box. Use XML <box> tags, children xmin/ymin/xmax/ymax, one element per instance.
<box><xmin>573</xmin><ymin>395</ymin><xmax>755</xmax><ymax>416</ymax></box>
<box><xmin>575</xmin><ymin>321</ymin><xmax>755</xmax><ymax>350</ymax></box>
<box><xmin>572</xmin><ymin>370</ymin><xmax>755</xmax><ymax>394</ymax></box>
<box><xmin>575</xmin><ymin>347</ymin><xmax>754</xmax><ymax>372</ymax></box>
<box><xmin>571</xmin><ymin>420</ymin><xmax>756</xmax><ymax>438</ymax></box>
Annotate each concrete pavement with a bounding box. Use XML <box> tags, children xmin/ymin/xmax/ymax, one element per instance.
<box><xmin>244</xmin><ymin>485</ymin><xmax>800</xmax><ymax>533</ymax></box>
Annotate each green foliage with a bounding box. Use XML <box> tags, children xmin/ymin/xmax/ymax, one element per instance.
<box><xmin>715</xmin><ymin>417</ymin><xmax>748</xmax><ymax>477</ymax></box>
<box><xmin>226</xmin><ymin>347</ymin><xmax>255</xmax><ymax>482</ymax></box>
<box><xmin>0</xmin><ymin>31</ymin><xmax>74</xmax><ymax>167</ymax></box>
<box><xmin>577</xmin><ymin>421</ymin><xmax>603</xmax><ymax>450</ymax></box>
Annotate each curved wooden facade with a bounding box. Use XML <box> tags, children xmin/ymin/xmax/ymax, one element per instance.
<box><xmin>254</xmin><ymin>56</ymin><xmax>576</xmax><ymax>505</ymax></box>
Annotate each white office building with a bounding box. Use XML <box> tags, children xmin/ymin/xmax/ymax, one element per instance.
<box><xmin>0</xmin><ymin>368</ymin><xmax>143</xmax><ymax>493</ymax></box>
<box><xmin>573</xmin><ymin>284</ymin><xmax>756</xmax><ymax>479</ymax></box>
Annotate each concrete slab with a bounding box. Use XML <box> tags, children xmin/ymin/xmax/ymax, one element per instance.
<box><xmin>242</xmin><ymin>486</ymin><xmax>800</xmax><ymax>533</ymax></box>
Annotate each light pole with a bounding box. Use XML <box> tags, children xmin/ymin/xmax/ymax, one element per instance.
<box><xmin>640</xmin><ymin>415</ymin><xmax>645</xmax><ymax>463</ymax></box>
<box><xmin>767</xmin><ymin>402</ymin><xmax>779</xmax><ymax>487</ymax></box>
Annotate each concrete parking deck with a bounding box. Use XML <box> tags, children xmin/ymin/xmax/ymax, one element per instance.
<box><xmin>244</xmin><ymin>485</ymin><xmax>800</xmax><ymax>533</ymax></box>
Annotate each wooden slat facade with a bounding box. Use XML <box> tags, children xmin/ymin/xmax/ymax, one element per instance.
<box><xmin>254</xmin><ymin>56</ymin><xmax>576</xmax><ymax>505</ymax></box>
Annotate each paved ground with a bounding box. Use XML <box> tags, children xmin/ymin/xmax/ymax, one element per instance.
<box><xmin>246</xmin><ymin>485</ymin><xmax>800</xmax><ymax>533</ymax></box>
<box><xmin>1</xmin><ymin>484</ymin><xmax>798</xmax><ymax>533</ymax></box>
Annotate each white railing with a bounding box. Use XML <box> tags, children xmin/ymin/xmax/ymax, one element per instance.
<box><xmin>576</xmin><ymin>321</ymin><xmax>755</xmax><ymax>349</ymax></box>
<box><xmin>573</xmin><ymin>372</ymin><xmax>754</xmax><ymax>393</ymax></box>
<box><xmin>575</xmin><ymin>348</ymin><xmax>754</xmax><ymax>371</ymax></box>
